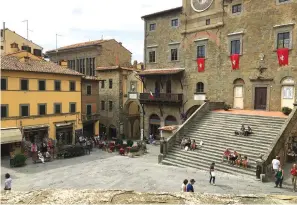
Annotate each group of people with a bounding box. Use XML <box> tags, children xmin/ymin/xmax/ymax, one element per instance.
<box><xmin>180</xmin><ymin>136</ymin><xmax>203</xmax><ymax>151</ymax></box>
<box><xmin>31</xmin><ymin>140</ymin><xmax>52</xmax><ymax>164</ymax></box>
<box><xmin>272</xmin><ymin>156</ymin><xmax>297</xmax><ymax>191</ymax></box>
<box><xmin>235</xmin><ymin>124</ymin><xmax>253</xmax><ymax>137</ymax></box>
<box><xmin>222</xmin><ymin>148</ymin><xmax>249</xmax><ymax>168</ymax></box>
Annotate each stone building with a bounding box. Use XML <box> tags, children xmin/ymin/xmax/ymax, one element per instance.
<box><xmin>96</xmin><ymin>66</ymin><xmax>143</xmax><ymax>139</ymax></box>
<box><xmin>140</xmin><ymin>0</ymin><xmax>297</xmax><ymax>138</ymax></box>
<box><xmin>46</xmin><ymin>39</ymin><xmax>132</xmax><ymax>136</ymax></box>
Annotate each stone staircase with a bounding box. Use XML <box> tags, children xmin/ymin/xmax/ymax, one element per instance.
<box><xmin>162</xmin><ymin>111</ymin><xmax>286</xmax><ymax>176</ymax></box>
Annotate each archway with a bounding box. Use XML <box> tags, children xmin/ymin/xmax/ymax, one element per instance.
<box><xmin>281</xmin><ymin>77</ymin><xmax>295</xmax><ymax>109</ymax></box>
<box><xmin>233</xmin><ymin>78</ymin><xmax>245</xmax><ymax>109</ymax></box>
<box><xmin>165</xmin><ymin>115</ymin><xmax>178</xmax><ymax>126</ymax></box>
<box><xmin>123</xmin><ymin>100</ymin><xmax>141</xmax><ymax>139</ymax></box>
<box><xmin>185</xmin><ymin>105</ymin><xmax>200</xmax><ymax>119</ymax></box>
<box><xmin>149</xmin><ymin>114</ymin><xmax>160</xmax><ymax>139</ymax></box>
<box><xmin>109</xmin><ymin>124</ymin><xmax>117</xmax><ymax>139</ymax></box>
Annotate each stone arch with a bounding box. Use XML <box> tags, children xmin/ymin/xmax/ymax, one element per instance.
<box><xmin>233</xmin><ymin>78</ymin><xmax>245</xmax><ymax>109</ymax></box>
<box><xmin>123</xmin><ymin>99</ymin><xmax>143</xmax><ymax>114</ymax></box>
<box><xmin>123</xmin><ymin>99</ymin><xmax>141</xmax><ymax>139</ymax></box>
<box><xmin>165</xmin><ymin>115</ymin><xmax>178</xmax><ymax>126</ymax></box>
<box><xmin>233</xmin><ymin>78</ymin><xmax>245</xmax><ymax>85</ymax></box>
<box><xmin>281</xmin><ymin>76</ymin><xmax>295</xmax><ymax>85</ymax></box>
<box><xmin>185</xmin><ymin>105</ymin><xmax>200</xmax><ymax>119</ymax></box>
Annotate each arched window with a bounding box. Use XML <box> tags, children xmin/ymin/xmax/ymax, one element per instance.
<box><xmin>196</xmin><ymin>82</ymin><xmax>204</xmax><ymax>93</ymax></box>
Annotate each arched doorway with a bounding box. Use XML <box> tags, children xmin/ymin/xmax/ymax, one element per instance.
<box><xmin>186</xmin><ymin>105</ymin><xmax>200</xmax><ymax>119</ymax></box>
<box><xmin>109</xmin><ymin>125</ymin><xmax>116</xmax><ymax>139</ymax></box>
<box><xmin>149</xmin><ymin>114</ymin><xmax>160</xmax><ymax>138</ymax></box>
<box><xmin>165</xmin><ymin>115</ymin><xmax>177</xmax><ymax>126</ymax></box>
<box><xmin>281</xmin><ymin>77</ymin><xmax>295</xmax><ymax>109</ymax></box>
<box><xmin>123</xmin><ymin>100</ymin><xmax>141</xmax><ymax>139</ymax></box>
<box><xmin>233</xmin><ymin>78</ymin><xmax>245</xmax><ymax>109</ymax></box>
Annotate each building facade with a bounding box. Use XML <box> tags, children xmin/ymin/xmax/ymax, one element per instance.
<box><xmin>1</xmin><ymin>54</ymin><xmax>82</xmax><ymax>156</ymax></box>
<box><xmin>96</xmin><ymin>66</ymin><xmax>143</xmax><ymax>139</ymax></box>
<box><xmin>45</xmin><ymin>39</ymin><xmax>132</xmax><ymax>136</ymax></box>
<box><xmin>1</xmin><ymin>25</ymin><xmax>43</xmax><ymax>57</ymax></box>
<box><xmin>140</xmin><ymin>0</ymin><xmax>297</xmax><ymax>138</ymax></box>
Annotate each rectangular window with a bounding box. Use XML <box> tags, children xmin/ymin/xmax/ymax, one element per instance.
<box><xmin>33</xmin><ymin>49</ymin><xmax>42</xmax><ymax>56</ymax></box>
<box><xmin>277</xmin><ymin>32</ymin><xmax>290</xmax><ymax>48</ymax></box>
<box><xmin>109</xmin><ymin>79</ymin><xmax>113</xmax><ymax>89</ymax></box>
<box><xmin>171</xmin><ymin>48</ymin><xmax>178</xmax><ymax>61</ymax></box>
<box><xmin>1</xmin><ymin>78</ymin><xmax>7</xmax><ymax>90</ymax></box>
<box><xmin>86</xmin><ymin>85</ymin><xmax>92</xmax><ymax>95</ymax></box>
<box><xmin>101</xmin><ymin>101</ymin><xmax>105</xmax><ymax>110</ymax></box>
<box><xmin>109</xmin><ymin>101</ymin><xmax>113</xmax><ymax>111</ymax></box>
<box><xmin>38</xmin><ymin>104</ymin><xmax>47</xmax><ymax>115</ymax></box>
<box><xmin>232</xmin><ymin>4</ymin><xmax>242</xmax><ymax>13</ymax></box>
<box><xmin>20</xmin><ymin>79</ymin><xmax>29</xmax><ymax>91</ymax></box>
<box><xmin>101</xmin><ymin>81</ymin><xmax>105</xmax><ymax>89</ymax></box>
<box><xmin>1</xmin><ymin>105</ymin><xmax>8</xmax><ymax>118</ymax></box>
<box><xmin>87</xmin><ymin>104</ymin><xmax>92</xmax><ymax>115</ymax></box>
<box><xmin>21</xmin><ymin>46</ymin><xmax>31</xmax><ymax>53</ymax></box>
<box><xmin>230</xmin><ymin>40</ymin><xmax>241</xmax><ymax>55</ymax></box>
<box><xmin>70</xmin><ymin>102</ymin><xmax>76</xmax><ymax>113</ymax></box>
<box><xmin>38</xmin><ymin>80</ymin><xmax>46</xmax><ymax>91</ymax></box>
<box><xmin>54</xmin><ymin>80</ymin><xmax>61</xmax><ymax>91</ymax></box>
<box><xmin>20</xmin><ymin>104</ymin><xmax>29</xmax><ymax>117</ymax></box>
<box><xmin>197</xmin><ymin>45</ymin><xmax>206</xmax><ymax>58</ymax></box>
<box><xmin>69</xmin><ymin>81</ymin><xmax>76</xmax><ymax>91</ymax></box>
<box><xmin>206</xmin><ymin>19</ymin><xmax>210</xmax><ymax>25</ymax></box>
<box><xmin>54</xmin><ymin>103</ymin><xmax>62</xmax><ymax>114</ymax></box>
<box><xmin>149</xmin><ymin>51</ymin><xmax>156</xmax><ymax>63</ymax></box>
<box><xmin>149</xmin><ymin>23</ymin><xmax>156</xmax><ymax>31</ymax></box>
<box><xmin>171</xmin><ymin>19</ymin><xmax>179</xmax><ymax>27</ymax></box>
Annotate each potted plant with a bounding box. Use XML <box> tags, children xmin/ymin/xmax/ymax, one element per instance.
<box><xmin>127</xmin><ymin>139</ymin><xmax>134</xmax><ymax>147</ymax></box>
<box><xmin>282</xmin><ymin>107</ymin><xmax>292</xmax><ymax>116</ymax></box>
<box><xmin>223</xmin><ymin>103</ymin><xmax>231</xmax><ymax>111</ymax></box>
<box><xmin>12</xmin><ymin>153</ymin><xmax>27</xmax><ymax>167</ymax></box>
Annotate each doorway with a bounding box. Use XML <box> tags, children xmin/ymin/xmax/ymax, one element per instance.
<box><xmin>254</xmin><ymin>87</ymin><xmax>267</xmax><ymax>110</ymax></box>
<box><xmin>234</xmin><ymin>86</ymin><xmax>244</xmax><ymax>109</ymax></box>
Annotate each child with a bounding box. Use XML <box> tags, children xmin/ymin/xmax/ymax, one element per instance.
<box><xmin>242</xmin><ymin>156</ymin><xmax>249</xmax><ymax>169</ymax></box>
<box><xmin>181</xmin><ymin>179</ymin><xmax>188</xmax><ymax>192</ymax></box>
<box><xmin>4</xmin><ymin>173</ymin><xmax>12</xmax><ymax>191</ymax></box>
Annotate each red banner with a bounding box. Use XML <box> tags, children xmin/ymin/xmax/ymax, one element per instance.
<box><xmin>277</xmin><ymin>48</ymin><xmax>289</xmax><ymax>66</ymax></box>
<box><xmin>230</xmin><ymin>54</ymin><xmax>240</xmax><ymax>70</ymax></box>
<box><xmin>197</xmin><ymin>58</ymin><xmax>205</xmax><ymax>72</ymax></box>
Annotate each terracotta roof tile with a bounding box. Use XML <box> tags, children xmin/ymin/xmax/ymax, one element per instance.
<box><xmin>96</xmin><ymin>65</ymin><xmax>137</xmax><ymax>72</ymax></box>
<box><xmin>1</xmin><ymin>55</ymin><xmax>83</xmax><ymax>76</ymax></box>
<box><xmin>47</xmin><ymin>39</ymin><xmax>112</xmax><ymax>53</ymax></box>
<box><xmin>139</xmin><ymin>68</ymin><xmax>185</xmax><ymax>76</ymax></box>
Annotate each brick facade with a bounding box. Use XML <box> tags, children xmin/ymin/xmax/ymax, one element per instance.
<box><xmin>141</xmin><ymin>0</ymin><xmax>297</xmax><ymax>138</ymax></box>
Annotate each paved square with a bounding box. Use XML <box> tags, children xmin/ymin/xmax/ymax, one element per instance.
<box><xmin>1</xmin><ymin>145</ymin><xmax>295</xmax><ymax>194</ymax></box>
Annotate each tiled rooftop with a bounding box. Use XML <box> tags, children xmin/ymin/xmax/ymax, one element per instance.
<box><xmin>1</xmin><ymin>55</ymin><xmax>83</xmax><ymax>76</ymax></box>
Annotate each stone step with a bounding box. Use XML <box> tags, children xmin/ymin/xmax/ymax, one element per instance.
<box><xmin>162</xmin><ymin>155</ymin><xmax>255</xmax><ymax>177</ymax></box>
<box><xmin>209</xmin><ymin>112</ymin><xmax>286</xmax><ymax>121</ymax></box>
<box><xmin>171</xmin><ymin>145</ymin><xmax>262</xmax><ymax>163</ymax></box>
<box><xmin>195</xmin><ymin>119</ymin><xmax>285</xmax><ymax>128</ymax></box>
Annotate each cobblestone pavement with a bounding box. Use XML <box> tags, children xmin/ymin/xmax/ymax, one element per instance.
<box><xmin>1</xmin><ymin>145</ymin><xmax>295</xmax><ymax>194</ymax></box>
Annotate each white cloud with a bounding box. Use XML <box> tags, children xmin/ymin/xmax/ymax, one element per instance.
<box><xmin>0</xmin><ymin>0</ymin><xmax>181</xmax><ymax>62</ymax></box>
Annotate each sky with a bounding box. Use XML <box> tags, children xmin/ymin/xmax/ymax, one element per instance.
<box><xmin>0</xmin><ymin>0</ymin><xmax>181</xmax><ymax>62</ymax></box>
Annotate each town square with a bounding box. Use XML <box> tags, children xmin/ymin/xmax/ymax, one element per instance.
<box><xmin>1</xmin><ymin>0</ymin><xmax>297</xmax><ymax>203</ymax></box>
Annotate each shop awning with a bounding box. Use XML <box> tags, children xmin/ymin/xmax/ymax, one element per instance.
<box><xmin>56</xmin><ymin>122</ymin><xmax>73</xmax><ymax>127</ymax></box>
<box><xmin>1</xmin><ymin>128</ymin><xmax>22</xmax><ymax>144</ymax></box>
<box><xmin>139</xmin><ymin>68</ymin><xmax>185</xmax><ymax>76</ymax></box>
<box><xmin>23</xmin><ymin>124</ymin><xmax>49</xmax><ymax>130</ymax></box>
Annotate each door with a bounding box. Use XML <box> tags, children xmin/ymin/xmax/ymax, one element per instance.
<box><xmin>254</xmin><ymin>87</ymin><xmax>267</xmax><ymax>110</ymax></box>
<box><xmin>233</xmin><ymin>86</ymin><xmax>244</xmax><ymax>109</ymax></box>
<box><xmin>281</xmin><ymin>86</ymin><xmax>295</xmax><ymax>109</ymax></box>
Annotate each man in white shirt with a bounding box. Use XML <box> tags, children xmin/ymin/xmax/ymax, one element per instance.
<box><xmin>272</xmin><ymin>156</ymin><xmax>280</xmax><ymax>173</ymax></box>
<box><xmin>4</xmin><ymin>173</ymin><xmax>12</xmax><ymax>190</ymax></box>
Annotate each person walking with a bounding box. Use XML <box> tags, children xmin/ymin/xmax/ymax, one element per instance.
<box><xmin>181</xmin><ymin>179</ymin><xmax>188</xmax><ymax>192</ymax></box>
<box><xmin>275</xmin><ymin>166</ymin><xmax>284</xmax><ymax>188</ymax></box>
<box><xmin>272</xmin><ymin>156</ymin><xmax>280</xmax><ymax>173</ymax></box>
<box><xmin>290</xmin><ymin>164</ymin><xmax>297</xmax><ymax>192</ymax></box>
<box><xmin>186</xmin><ymin>179</ymin><xmax>195</xmax><ymax>192</ymax></box>
<box><xmin>4</xmin><ymin>173</ymin><xmax>12</xmax><ymax>191</ymax></box>
<box><xmin>209</xmin><ymin>162</ymin><xmax>216</xmax><ymax>185</ymax></box>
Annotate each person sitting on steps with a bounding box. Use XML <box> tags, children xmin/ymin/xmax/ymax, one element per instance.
<box><xmin>235</xmin><ymin>154</ymin><xmax>242</xmax><ymax>167</ymax></box>
<box><xmin>222</xmin><ymin>148</ymin><xmax>231</xmax><ymax>162</ymax></box>
<box><xmin>229</xmin><ymin>150</ymin><xmax>239</xmax><ymax>165</ymax></box>
<box><xmin>190</xmin><ymin>140</ymin><xmax>196</xmax><ymax>151</ymax></box>
<box><xmin>184</xmin><ymin>138</ymin><xmax>191</xmax><ymax>149</ymax></box>
<box><xmin>245</xmin><ymin>126</ymin><xmax>253</xmax><ymax>136</ymax></box>
<box><xmin>180</xmin><ymin>137</ymin><xmax>186</xmax><ymax>149</ymax></box>
<box><xmin>242</xmin><ymin>156</ymin><xmax>249</xmax><ymax>169</ymax></box>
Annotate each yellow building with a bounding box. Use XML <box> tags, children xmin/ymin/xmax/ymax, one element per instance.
<box><xmin>1</xmin><ymin>26</ymin><xmax>43</xmax><ymax>56</ymax></box>
<box><xmin>1</xmin><ymin>54</ymin><xmax>83</xmax><ymax>156</ymax></box>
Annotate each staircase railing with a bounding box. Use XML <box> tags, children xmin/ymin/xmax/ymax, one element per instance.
<box><xmin>260</xmin><ymin>106</ymin><xmax>297</xmax><ymax>176</ymax></box>
<box><xmin>158</xmin><ymin>101</ymin><xmax>220</xmax><ymax>163</ymax></box>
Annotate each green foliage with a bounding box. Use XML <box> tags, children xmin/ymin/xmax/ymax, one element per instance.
<box><xmin>282</xmin><ymin>107</ymin><xmax>292</xmax><ymax>116</ymax></box>
<box><xmin>223</xmin><ymin>104</ymin><xmax>231</xmax><ymax>111</ymax></box>
<box><xmin>13</xmin><ymin>153</ymin><xmax>27</xmax><ymax>167</ymax></box>
<box><xmin>127</xmin><ymin>140</ymin><xmax>134</xmax><ymax>147</ymax></box>
<box><xmin>62</xmin><ymin>145</ymin><xmax>85</xmax><ymax>158</ymax></box>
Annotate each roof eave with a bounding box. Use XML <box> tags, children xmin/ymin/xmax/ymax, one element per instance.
<box><xmin>141</xmin><ymin>6</ymin><xmax>183</xmax><ymax>20</ymax></box>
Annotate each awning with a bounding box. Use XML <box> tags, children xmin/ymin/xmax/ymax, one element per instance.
<box><xmin>23</xmin><ymin>124</ymin><xmax>49</xmax><ymax>130</ymax></box>
<box><xmin>139</xmin><ymin>68</ymin><xmax>185</xmax><ymax>76</ymax></box>
<box><xmin>1</xmin><ymin>128</ymin><xmax>22</xmax><ymax>144</ymax></box>
<box><xmin>56</xmin><ymin>122</ymin><xmax>73</xmax><ymax>127</ymax></box>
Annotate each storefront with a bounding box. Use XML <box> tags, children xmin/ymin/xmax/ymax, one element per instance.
<box><xmin>1</xmin><ymin>128</ymin><xmax>22</xmax><ymax>156</ymax></box>
<box><xmin>22</xmin><ymin>125</ymin><xmax>49</xmax><ymax>144</ymax></box>
<box><xmin>56</xmin><ymin>122</ymin><xmax>74</xmax><ymax>145</ymax></box>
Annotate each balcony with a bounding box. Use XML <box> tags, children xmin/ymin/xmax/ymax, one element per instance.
<box><xmin>139</xmin><ymin>93</ymin><xmax>183</xmax><ymax>105</ymax></box>
<box><xmin>82</xmin><ymin>113</ymin><xmax>100</xmax><ymax>122</ymax></box>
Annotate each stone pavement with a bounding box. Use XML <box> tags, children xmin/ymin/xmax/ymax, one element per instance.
<box><xmin>1</xmin><ymin>145</ymin><xmax>296</xmax><ymax>194</ymax></box>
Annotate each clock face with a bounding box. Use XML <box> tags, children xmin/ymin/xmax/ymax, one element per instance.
<box><xmin>191</xmin><ymin>0</ymin><xmax>214</xmax><ymax>12</ymax></box>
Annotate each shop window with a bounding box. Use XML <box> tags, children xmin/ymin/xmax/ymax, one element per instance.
<box><xmin>69</xmin><ymin>81</ymin><xmax>76</xmax><ymax>91</ymax></box>
<box><xmin>1</xmin><ymin>78</ymin><xmax>7</xmax><ymax>90</ymax></box>
<box><xmin>70</xmin><ymin>103</ymin><xmax>76</xmax><ymax>113</ymax></box>
<box><xmin>54</xmin><ymin>80</ymin><xmax>61</xmax><ymax>91</ymax></box>
<box><xmin>54</xmin><ymin>103</ymin><xmax>62</xmax><ymax>114</ymax></box>
<box><xmin>20</xmin><ymin>79</ymin><xmax>29</xmax><ymax>91</ymax></box>
<box><xmin>1</xmin><ymin>105</ymin><xmax>8</xmax><ymax>118</ymax></box>
<box><xmin>20</xmin><ymin>104</ymin><xmax>29</xmax><ymax>117</ymax></box>
<box><xmin>38</xmin><ymin>80</ymin><xmax>46</xmax><ymax>91</ymax></box>
<box><xmin>38</xmin><ymin>104</ymin><xmax>47</xmax><ymax>115</ymax></box>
